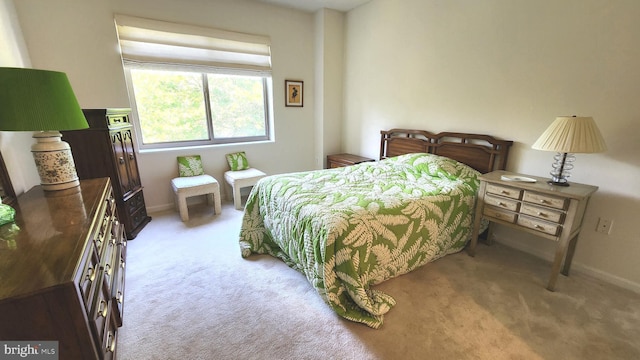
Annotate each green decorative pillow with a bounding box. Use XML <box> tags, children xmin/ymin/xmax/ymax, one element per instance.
<box><xmin>226</xmin><ymin>152</ymin><xmax>250</xmax><ymax>171</ymax></box>
<box><xmin>0</xmin><ymin>203</ymin><xmax>15</xmax><ymax>227</ymax></box>
<box><xmin>177</xmin><ymin>155</ymin><xmax>204</xmax><ymax>177</ymax></box>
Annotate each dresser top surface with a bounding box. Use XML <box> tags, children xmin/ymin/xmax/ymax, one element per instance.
<box><xmin>0</xmin><ymin>178</ymin><xmax>109</xmax><ymax>300</ymax></box>
<box><xmin>480</xmin><ymin>170</ymin><xmax>598</xmax><ymax>199</ymax></box>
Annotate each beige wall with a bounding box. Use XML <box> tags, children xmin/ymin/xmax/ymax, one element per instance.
<box><xmin>315</xmin><ymin>9</ymin><xmax>345</xmax><ymax>168</ymax></box>
<box><xmin>10</xmin><ymin>0</ymin><xmax>318</xmax><ymax>210</ymax></box>
<box><xmin>344</xmin><ymin>0</ymin><xmax>640</xmax><ymax>290</ymax></box>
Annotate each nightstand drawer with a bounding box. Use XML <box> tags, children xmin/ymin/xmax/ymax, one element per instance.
<box><xmin>484</xmin><ymin>193</ymin><xmax>520</xmax><ymax>211</ymax></box>
<box><xmin>523</xmin><ymin>191</ymin><xmax>567</xmax><ymax>210</ymax></box>
<box><xmin>517</xmin><ymin>215</ymin><xmax>560</xmax><ymax>236</ymax></box>
<box><xmin>483</xmin><ymin>206</ymin><xmax>517</xmax><ymax>223</ymax></box>
<box><xmin>520</xmin><ymin>203</ymin><xmax>564</xmax><ymax>223</ymax></box>
<box><xmin>486</xmin><ymin>184</ymin><xmax>522</xmax><ymax>200</ymax></box>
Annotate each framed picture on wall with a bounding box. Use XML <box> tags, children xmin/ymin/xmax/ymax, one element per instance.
<box><xmin>285</xmin><ymin>80</ymin><xmax>303</xmax><ymax>107</ymax></box>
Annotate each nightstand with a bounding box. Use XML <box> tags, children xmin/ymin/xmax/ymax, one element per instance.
<box><xmin>326</xmin><ymin>153</ymin><xmax>375</xmax><ymax>169</ymax></box>
<box><xmin>469</xmin><ymin>170</ymin><xmax>598</xmax><ymax>291</ymax></box>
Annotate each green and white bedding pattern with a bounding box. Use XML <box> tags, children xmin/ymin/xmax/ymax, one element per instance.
<box><xmin>239</xmin><ymin>153</ymin><xmax>482</xmax><ymax>328</ymax></box>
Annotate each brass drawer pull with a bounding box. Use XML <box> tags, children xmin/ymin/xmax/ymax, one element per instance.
<box><xmin>98</xmin><ymin>300</ymin><xmax>108</xmax><ymax>318</ymax></box>
<box><xmin>85</xmin><ymin>267</ymin><xmax>95</xmax><ymax>282</ymax></box>
<box><xmin>105</xmin><ymin>331</ymin><xmax>116</xmax><ymax>353</ymax></box>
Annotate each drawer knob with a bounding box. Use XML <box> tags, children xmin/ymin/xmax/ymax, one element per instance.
<box><xmin>498</xmin><ymin>202</ymin><xmax>506</xmax><ymax>207</ymax></box>
<box><xmin>537</xmin><ymin>212</ymin><xmax>547</xmax><ymax>217</ymax></box>
<box><xmin>535</xmin><ymin>225</ymin><xmax>544</xmax><ymax>230</ymax></box>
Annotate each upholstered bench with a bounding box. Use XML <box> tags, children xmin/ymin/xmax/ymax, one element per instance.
<box><xmin>171</xmin><ymin>155</ymin><xmax>222</xmax><ymax>221</ymax></box>
<box><xmin>224</xmin><ymin>168</ymin><xmax>266</xmax><ymax>210</ymax></box>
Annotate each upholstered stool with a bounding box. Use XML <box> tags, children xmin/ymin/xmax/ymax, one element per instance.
<box><xmin>171</xmin><ymin>175</ymin><xmax>222</xmax><ymax>221</ymax></box>
<box><xmin>224</xmin><ymin>168</ymin><xmax>266</xmax><ymax>210</ymax></box>
<box><xmin>171</xmin><ymin>155</ymin><xmax>222</xmax><ymax>222</ymax></box>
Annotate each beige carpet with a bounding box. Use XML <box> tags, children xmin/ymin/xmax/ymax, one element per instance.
<box><xmin>117</xmin><ymin>202</ymin><xmax>640</xmax><ymax>360</ymax></box>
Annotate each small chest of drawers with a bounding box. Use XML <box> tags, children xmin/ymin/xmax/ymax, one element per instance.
<box><xmin>326</xmin><ymin>153</ymin><xmax>375</xmax><ymax>168</ymax></box>
<box><xmin>469</xmin><ymin>170</ymin><xmax>598</xmax><ymax>291</ymax></box>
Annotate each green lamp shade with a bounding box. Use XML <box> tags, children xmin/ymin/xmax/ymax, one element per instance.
<box><xmin>0</xmin><ymin>67</ymin><xmax>89</xmax><ymax>191</ymax></box>
<box><xmin>0</xmin><ymin>67</ymin><xmax>88</xmax><ymax>131</ymax></box>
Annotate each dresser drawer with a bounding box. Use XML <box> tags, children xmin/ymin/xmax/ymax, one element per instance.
<box><xmin>523</xmin><ymin>190</ymin><xmax>567</xmax><ymax>210</ymax></box>
<box><xmin>483</xmin><ymin>206</ymin><xmax>517</xmax><ymax>223</ymax></box>
<box><xmin>484</xmin><ymin>193</ymin><xmax>520</xmax><ymax>212</ymax></box>
<box><xmin>102</xmin><ymin>319</ymin><xmax>118</xmax><ymax>360</ymax></box>
<box><xmin>111</xmin><ymin>225</ymin><xmax>127</xmax><ymax>327</ymax></box>
<box><xmin>125</xmin><ymin>190</ymin><xmax>145</xmax><ymax>214</ymax></box>
<box><xmin>486</xmin><ymin>184</ymin><xmax>522</xmax><ymax>200</ymax></box>
<box><xmin>90</xmin><ymin>278</ymin><xmax>111</xmax><ymax>346</ymax></box>
<box><xmin>517</xmin><ymin>215</ymin><xmax>560</xmax><ymax>236</ymax></box>
<box><xmin>520</xmin><ymin>203</ymin><xmax>564</xmax><ymax>223</ymax></box>
<box><xmin>79</xmin><ymin>247</ymin><xmax>100</xmax><ymax>313</ymax></box>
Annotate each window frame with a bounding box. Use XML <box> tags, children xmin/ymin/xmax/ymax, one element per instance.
<box><xmin>123</xmin><ymin>64</ymin><xmax>273</xmax><ymax>151</ymax></box>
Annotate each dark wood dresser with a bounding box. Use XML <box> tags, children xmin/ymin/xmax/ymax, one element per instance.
<box><xmin>62</xmin><ymin>108</ymin><xmax>151</xmax><ymax>239</ymax></box>
<box><xmin>0</xmin><ymin>178</ymin><xmax>126</xmax><ymax>359</ymax></box>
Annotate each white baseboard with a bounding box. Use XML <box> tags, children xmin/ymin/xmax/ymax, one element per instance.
<box><xmin>494</xmin><ymin>237</ymin><xmax>640</xmax><ymax>295</ymax></box>
<box><xmin>147</xmin><ymin>203</ymin><xmax>175</xmax><ymax>213</ymax></box>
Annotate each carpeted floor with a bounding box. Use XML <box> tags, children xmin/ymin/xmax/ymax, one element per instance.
<box><xmin>116</xmin><ymin>201</ymin><xmax>640</xmax><ymax>360</ymax></box>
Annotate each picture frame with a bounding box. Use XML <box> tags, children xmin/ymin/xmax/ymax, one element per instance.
<box><xmin>285</xmin><ymin>80</ymin><xmax>303</xmax><ymax>107</ymax></box>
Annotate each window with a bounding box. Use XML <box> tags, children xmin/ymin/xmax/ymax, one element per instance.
<box><xmin>115</xmin><ymin>15</ymin><xmax>273</xmax><ymax>149</ymax></box>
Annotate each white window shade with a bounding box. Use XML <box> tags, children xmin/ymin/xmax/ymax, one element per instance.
<box><xmin>115</xmin><ymin>15</ymin><xmax>271</xmax><ymax>75</ymax></box>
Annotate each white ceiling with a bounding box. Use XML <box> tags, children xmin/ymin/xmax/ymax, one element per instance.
<box><xmin>253</xmin><ymin>0</ymin><xmax>371</xmax><ymax>13</ymax></box>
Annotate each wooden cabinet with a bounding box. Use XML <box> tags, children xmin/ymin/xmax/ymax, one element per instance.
<box><xmin>62</xmin><ymin>108</ymin><xmax>151</xmax><ymax>239</ymax></box>
<box><xmin>0</xmin><ymin>178</ymin><xmax>127</xmax><ymax>359</ymax></box>
<box><xmin>469</xmin><ymin>170</ymin><xmax>598</xmax><ymax>291</ymax></box>
<box><xmin>326</xmin><ymin>153</ymin><xmax>375</xmax><ymax>168</ymax></box>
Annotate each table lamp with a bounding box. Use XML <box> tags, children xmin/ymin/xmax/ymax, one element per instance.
<box><xmin>532</xmin><ymin>116</ymin><xmax>607</xmax><ymax>186</ymax></box>
<box><xmin>0</xmin><ymin>67</ymin><xmax>89</xmax><ymax>191</ymax></box>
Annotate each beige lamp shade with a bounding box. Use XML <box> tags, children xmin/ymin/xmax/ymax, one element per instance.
<box><xmin>532</xmin><ymin>116</ymin><xmax>607</xmax><ymax>153</ymax></box>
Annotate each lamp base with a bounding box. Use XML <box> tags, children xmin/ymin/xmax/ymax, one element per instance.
<box><xmin>31</xmin><ymin>131</ymin><xmax>80</xmax><ymax>191</ymax></box>
<box><xmin>547</xmin><ymin>180</ymin><xmax>570</xmax><ymax>187</ymax></box>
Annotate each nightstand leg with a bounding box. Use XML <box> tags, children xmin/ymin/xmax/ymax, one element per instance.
<box><xmin>468</xmin><ymin>182</ymin><xmax>487</xmax><ymax>257</ymax></box>
<box><xmin>547</xmin><ymin>200</ymin><xmax>580</xmax><ymax>291</ymax></box>
<box><xmin>562</xmin><ymin>234</ymin><xmax>580</xmax><ymax>276</ymax></box>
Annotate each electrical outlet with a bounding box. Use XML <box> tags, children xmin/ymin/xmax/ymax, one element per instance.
<box><xmin>596</xmin><ymin>218</ymin><xmax>613</xmax><ymax>234</ymax></box>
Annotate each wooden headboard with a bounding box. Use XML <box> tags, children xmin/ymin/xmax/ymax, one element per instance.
<box><xmin>380</xmin><ymin>129</ymin><xmax>513</xmax><ymax>173</ymax></box>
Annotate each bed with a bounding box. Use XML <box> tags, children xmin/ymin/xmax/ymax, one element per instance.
<box><xmin>239</xmin><ymin>129</ymin><xmax>512</xmax><ymax>328</ymax></box>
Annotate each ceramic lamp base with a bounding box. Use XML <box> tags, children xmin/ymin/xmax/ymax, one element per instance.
<box><xmin>31</xmin><ymin>131</ymin><xmax>80</xmax><ymax>191</ymax></box>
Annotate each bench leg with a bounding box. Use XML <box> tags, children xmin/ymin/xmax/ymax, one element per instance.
<box><xmin>214</xmin><ymin>192</ymin><xmax>222</xmax><ymax>214</ymax></box>
<box><xmin>233</xmin><ymin>185</ymin><xmax>242</xmax><ymax>210</ymax></box>
<box><xmin>177</xmin><ymin>194</ymin><xmax>189</xmax><ymax>222</ymax></box>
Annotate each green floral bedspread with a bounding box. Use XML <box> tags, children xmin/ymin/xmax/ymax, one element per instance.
<box><xmin>239</xmin><ymin>153</ymin><xmax>482</xmax><ymax>328</ymax></box>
